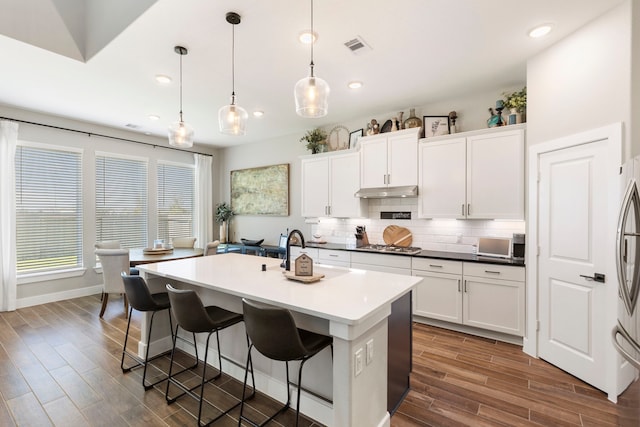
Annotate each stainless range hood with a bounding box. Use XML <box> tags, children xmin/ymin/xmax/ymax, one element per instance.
<box><xmin>354</xmin><ymin>185</ymin><xmax>418</xmax><ymax>199</ymax></box>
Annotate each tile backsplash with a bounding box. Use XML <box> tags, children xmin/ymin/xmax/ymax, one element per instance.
<box><xmin>310</xmin><ymin>199</ymin><xmax>525</xmax><ymax>254</ymax></box>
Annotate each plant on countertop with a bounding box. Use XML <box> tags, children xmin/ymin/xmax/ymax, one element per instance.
<box><xmin>300</xmin><ymin>128</ymin><xmax>328</xmax><ymax>154</ymax></box>
<box><xmin>503</xmin><ymin>86</ymin><xmax>527</xmax><ymax>112</ymax></box>
<box><xmin>215</xmin><ymin>202</ymin><xmax>234</xmax><ymax>223</ymax></box>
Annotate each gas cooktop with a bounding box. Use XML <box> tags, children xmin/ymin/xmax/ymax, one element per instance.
<box><xmin>355</xmin><ymin>244</ymin><xmax>422</xmax><ymax>255</ymax></box>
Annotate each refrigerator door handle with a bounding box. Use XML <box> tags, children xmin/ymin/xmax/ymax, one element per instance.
<box><xmin>612</xmin><ymin>322</ymin><xmax>640</xmax><ymax>370</ymax></box>
<box><xmin>616</xmin><ymin>179</ymin><xmax>640</xmax><ymax>316</ymax></box>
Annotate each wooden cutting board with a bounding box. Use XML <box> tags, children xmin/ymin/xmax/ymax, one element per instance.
<box><xmin>382</xmin><ymin>225</ymin><xmax>413</xmax><ymax>247</ymax></box>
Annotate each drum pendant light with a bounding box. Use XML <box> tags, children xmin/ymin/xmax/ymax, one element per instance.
<box><xmin>294</xmin><ymin>0</ymin><xmax>329</xmax><ymax>118</ymax></box>
<box><xmin>168</xmin><ymin>46</ymin><xmax>194</xmax><ymax>147</ymax></box>
<box><xmin>219</xmin><ymin>12</ymin><xmax>248</xmax><ymax>135</ymax></box>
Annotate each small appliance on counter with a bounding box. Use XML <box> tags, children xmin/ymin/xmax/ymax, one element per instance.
<box><xmin>512</xmin><ymin>233</ymin><xmax>525</xmax><ymax>260</ymax></box>
<box><xmin>477</xmin><ymin>237</ymin><xmax>512</xmax><ymax>258</ymax></box>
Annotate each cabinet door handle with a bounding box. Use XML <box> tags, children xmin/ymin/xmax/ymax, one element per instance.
<box><xmin>461</xmin><ymin>204</ymin><xmax>465</xmax><ymax>216</ymax></box>
<box><xmin>457</xmin><ymin>279</ymin><xmax>461</xmax><ymax>292</ymax></box>
<box><xmin>463</xmin><ymin>280</ymin><xmax>467</xmax><ymax>292</ymax></box>
<box><xmin>467</xmin><ymin>204</ymin><xmax>471</xmax><ymax>216</ymax></box>
<box><xmin>328</xmin><ymin>206</ymin><xmax>331</xmax><ymax>215</ymax></box>
<box><xmin>484</xmin><ymin>270</ymin><xmax>501</xmax><ymax>274</ymax></box>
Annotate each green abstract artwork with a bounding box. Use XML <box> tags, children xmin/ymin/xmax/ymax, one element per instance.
<box><xmin>231</xmin><ymin>163</ymin><xmax>289</xmax><ymax>216</ymax></box>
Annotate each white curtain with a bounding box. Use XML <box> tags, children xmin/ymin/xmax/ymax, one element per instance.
<box><xmin>194</xmin><ymin>154</ymin><xmax>213</xmax><ymax>249</ymax></box>
<box><xmin>0</xmin><ymin>120</ymin><xmax>18</xmax><ymax>311</ymax></box>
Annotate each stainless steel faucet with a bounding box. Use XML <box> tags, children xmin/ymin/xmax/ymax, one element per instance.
<box><xmin>284</xmin><ymin>229</ymin><xmax>305</xmax><ymax>271</ymax></box>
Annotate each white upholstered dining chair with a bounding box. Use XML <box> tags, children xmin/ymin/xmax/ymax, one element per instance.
<box><xmin>204</xmin><ymin>240</ymin><xmax>220</xmax><ymax>256</ymax></box>
<box><xmin>95</xmin><ymin>249</ymin><xmax>130</xmax><ymax>318</ymax></box>
<box><xmin>172</xmin><ymin>237</ymin><xmax>197</xmax><ymax>248</ymax></box>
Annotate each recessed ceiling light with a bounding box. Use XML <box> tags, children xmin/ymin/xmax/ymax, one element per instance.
<box><xmin>528</xmin><ymin>24</ymin><xmax>553</xmax><ymax>38</ymax></box>
<box><xmin>253</xmin><ymin>110</ymin><xmax>264</xmax><ymax>117</ymax></box>
<box><xmin>298</xmin><ymin>30</ymin><xmax>317</xmax><ymax>44</ymax></box>
<box><xmin>148</xmin><ymin>114</ymin><xmax>160</xmax><ymax>121</ymax></box>
<box><xmin>348</xmin><ymin>81</ymin><xmax>363</xmax><ymax>89</ymax></box>
<box><xmin>155</xmin><ymin>74</ymin><xmax>172</xmax><ymax>84</ymax></box>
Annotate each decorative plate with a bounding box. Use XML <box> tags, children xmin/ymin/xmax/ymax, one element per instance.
<box><xmin>380</xmin><ymin>119</ymin><xmax>393</xmax><ymax>133</ymax></box>
<box><xmin>327</xmin><ymin>125</ymin><xmax>349</xmax><ymax>151</ymax></box>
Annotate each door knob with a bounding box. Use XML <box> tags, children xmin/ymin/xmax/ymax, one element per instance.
<box><xmin>579</xmin><ymin>273</ymin><xmax>605</xmax><ymax>283</ymax></box>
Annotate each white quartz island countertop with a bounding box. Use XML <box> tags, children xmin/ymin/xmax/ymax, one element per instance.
<box><xmin>137</xmin><ymin>253</ymin><xmax>422</xmax><ymax>427</ymax></box>
<box><xmin>137</xmin><ymin>252</ymin><xmax>419</xmax><ymax>328</ymax></box>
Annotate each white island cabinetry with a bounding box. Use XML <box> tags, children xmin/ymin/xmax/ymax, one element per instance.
<box><xmin>301</xmin><ymin>150</ymin><xmax>365</xmax><ymax>218</ymax></box>
<box><xmin>138</xmin><ymin>253</ymin><xmax>420</xmax><ymax>427</ymax></box>
<box><xmin>360</xmin><ymin>128</ymin><xmax>420</xmax><ymax>189</ymax></box>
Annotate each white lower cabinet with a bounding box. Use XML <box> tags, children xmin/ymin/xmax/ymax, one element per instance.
<box><xmin>350</xmin><ymin>252</ymin><xmax>412</xmax><ymax>275</ymax></box>
<box><xmin>412</xmin><ymin>258</ymin><xmax>525</xmax><ymax>337</ymax></box>
<box><xmin>289</xmin><ymin>247</ymin><xmax>350</xmax><ymax>267</ymax></box>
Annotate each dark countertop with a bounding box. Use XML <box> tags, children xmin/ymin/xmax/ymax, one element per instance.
<box><xmin>298</xmin><ymin>243</ymin><xmax>525</xmax><ymax>267</ymax></box>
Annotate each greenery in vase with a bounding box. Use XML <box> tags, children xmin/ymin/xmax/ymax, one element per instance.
<box><xmin>300</xmin><ymin>128</ymin><xmax>328</xmax><ymax>154</ymax></box>
<box><xmin>215</xmin><ymin>202</ymin><xmax>234</xmax><ymax>223</ymax></box>
<box><xmin>503</xmin><ymin>87</ymin><xmax>527</xmax><ymax>113</ymax></box>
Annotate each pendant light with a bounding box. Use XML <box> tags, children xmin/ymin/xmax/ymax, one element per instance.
<box><xmin>219</xmin><ymin>12</ymin><xmax>248</xmax><ymax>135</ymax></box>
<box><xmin>168</xmin><ymin>46</ymin><xmax>194</xmax><ymax>147</ymax></box>
<box><xmin>294</xmin><ymin>0</ymin><xmax>329</xmax><ymax>118</ymax></box>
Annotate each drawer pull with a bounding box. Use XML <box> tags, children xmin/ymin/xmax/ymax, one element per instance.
<box><xmin>429</xmin><ymin>264</ymin><xmax>443</xmax><ymax>268</ymax></box>
<box><xmin>329</xmin><ymin>254</ymin><xmax>338</xmax><ymax>257</ymax></box>
<box><xmin>484</xmin><ymin>270</ymin><xmax>501</xmax><ymax>274</ymax></box>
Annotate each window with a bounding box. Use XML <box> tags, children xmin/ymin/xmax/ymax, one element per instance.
<box><xmin>157</xmin><ymin>162</ymin><xmax>194</xmax><ymax>241</ymax></box>
<box><xmin>15</xmin><ymin>143</ymin><xmax>83</xmax><ymax>274</ymax></box>
<box><xmin>96</xmin><ymin>153</ymin><xmax>148</xmax><ymax>248</ymax></box>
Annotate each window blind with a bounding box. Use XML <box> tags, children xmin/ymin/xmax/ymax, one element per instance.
<box><xmin>15</xmin><ymin>145</ymin><xmax>83</xmax><ymax>274</ymax></box>
<box><xmin>157</xmin><ymin>162</ymin><xmax>194</xmax><ymax>241</ymax></box>
<box><xmin>96</xmin><ymin>154</ymin><xmax>148</xmax><ymax>248</ymax></box>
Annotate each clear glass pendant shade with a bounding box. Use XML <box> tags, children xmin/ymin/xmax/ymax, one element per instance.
<box><xmin>294</xmin><ymin>74</ymin><xmax>330</xmax><ymax>118</ymax></box>
<box><xmin>168</xmin><ymin>120</ymin><xmax>194</xmax><ymax>148</ymax></box>
<box><xmin>218</xmin><ymin>96</ymin><xmax>248</xmax><ymax>135</ymax></box>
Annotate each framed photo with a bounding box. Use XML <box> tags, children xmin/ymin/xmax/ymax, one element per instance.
<box><xmin>423</xmin><ymin>116</ymin><xmax>450</xmax><ymax>138</ymax></box>
<box><xmin>349</xmin><ymin>128</ymin><xmax>363</xmax><ymax>149</ymax></box>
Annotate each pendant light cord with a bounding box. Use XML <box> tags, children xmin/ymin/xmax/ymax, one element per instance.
<box><xmin>178</xmin><ymin>49</ymin><xmax>184</xmax><ymax>122</ymax></box>
<box><xmin>309</xmin><ymin>0</ymin><xmax>315</xmax><ymax>77</ymax></box>
<box><xmin>231</xmin><ymin>20</ymin><xmax>236</xmax><ymax>101</ymax></box>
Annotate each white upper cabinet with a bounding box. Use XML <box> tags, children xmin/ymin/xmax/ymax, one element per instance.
<box><xmin>301</xmin><ymin>150</ymin><xmax>365</xmax><ymax>218</ymax></box>
<box><xmin>418</xmin><ymin>125</ymin><xmax>525</xmax><ymax>219</ymax></box>
<box><xmin>360</xmin><ymin>128</ymin><xmax>420</xmax><ymax>189</ymax></box>
<box><xmin>466</xmin><ymin>129</ymin><xmax>525</xmax><ymax>219</ymax></box>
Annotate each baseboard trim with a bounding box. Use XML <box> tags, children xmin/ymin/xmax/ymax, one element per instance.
<box><xmin>17</xmin><ymin>285</ymin><xmax>103</xmax><ymax>309</ymax></box>
<box><xmin>413</xmin><ymin>316</ymin><xmax>524</xmax><ymax>346</ymax></box>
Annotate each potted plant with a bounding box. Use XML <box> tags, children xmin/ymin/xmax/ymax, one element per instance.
<box><xmin>215</xmin><ymin>202</ymin><xmax>234</xmax><ymax>243</ymax></box>
<box><xmin>503</xmin><ymin>87</ymin><xmax>527</xmax><ymax>124</ymax></box>
<box><xmin>300</xmin><ymin>128</ymin><xmax>328</xmax><ymax>154</ymax></box>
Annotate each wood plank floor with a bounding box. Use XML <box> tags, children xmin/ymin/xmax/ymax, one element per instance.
<box><xmin>0</xmin><ymin>294</ymin><xmax>638</xmax><ymax>426</ymax></box>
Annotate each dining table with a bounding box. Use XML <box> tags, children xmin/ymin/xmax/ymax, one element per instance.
<box><xmin>128</xmin><ymin>247</ymin><xmax>204</xmax><ymax>267</ymax></box>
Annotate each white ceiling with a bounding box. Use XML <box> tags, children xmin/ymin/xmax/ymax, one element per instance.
<box><xmin>0</xmin><ymin>0</ymin><xmax>624</xmax><ymax>147</ymax></box>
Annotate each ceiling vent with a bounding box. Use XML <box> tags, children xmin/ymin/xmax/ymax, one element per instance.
<box><xmin>344</xmin><ymin>36</ymin><xmax>371</xmax><ymax>55</ymax></box>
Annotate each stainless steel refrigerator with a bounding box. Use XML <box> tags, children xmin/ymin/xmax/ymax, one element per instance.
<box><xmin>613</xmin><ymin>157</ymin><xmax>640</xmax><ymax>371</ymax></box>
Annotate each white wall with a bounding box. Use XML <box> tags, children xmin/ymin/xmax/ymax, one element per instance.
<box><xmin>0</xmin><ymin>104</ymin><xmax>218</xmax><ymax>305</ymax></box>
<box><xmin>526</xmin><ymin>1</ymin><xmax>632</xmax><ymax>157</ymax></box>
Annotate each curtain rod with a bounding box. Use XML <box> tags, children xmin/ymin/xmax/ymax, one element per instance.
<box><xmin>0</xmin><ymin>116</ymin><xmax>214</xmax><ymax>157</ymax></box>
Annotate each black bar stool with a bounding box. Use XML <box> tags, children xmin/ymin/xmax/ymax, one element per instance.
<box><xmin>239</xmin><ymin>298</ymin><xmax>333</xmax><ymax>427</ymax></box>
<box><xmin>120</xmin><ymin>274</ymin><xmax>197</xmax><ymax>390</ymax></box>
<box><xmin>165</xmin><ymin>284</ymin><xmax>255</xmax><ymax>426</ymax></box>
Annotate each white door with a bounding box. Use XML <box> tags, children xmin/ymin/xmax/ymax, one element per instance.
<box><xmin>387</xmin><ymin>131</ymin><xmax>418</xmax><ymax>187</ymax></box>
<box><xmin>538</xmin><ymin>138</ymin><xmax>609</xmax><ymax>391</ymax></box>
<box><xmin>301</xmin><ymin>156</ymin><xmax>328</xmax><ymax>217</ymax></box>
<box><xmin>329</xmin><ymin>152</ymin><xmax>361</xmax><ymax>218</ymax></box>
<box><xmin>360</xmin><ymin>135</ymin><xmax>388</xmax><ymax>188</ymax></box>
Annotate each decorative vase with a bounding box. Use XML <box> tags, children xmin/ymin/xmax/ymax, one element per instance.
<box><xmin>397</xmin><ymin>111</ymin><xmax>404</xmax><ymax>129</ymax></box>
<box><xmin>219</xmin><ymin>221</ymin><xmax>227</xmax><ymax>243</ymax></box>
<box><xmin>508</xmin><ymin>108</ymin><xmax>522</xmax><ymax>125</ymax></box>
<box><xmin>403</xmin><ymin>108</ymin><xmax>422</xmax><ymax>129</ymax></box>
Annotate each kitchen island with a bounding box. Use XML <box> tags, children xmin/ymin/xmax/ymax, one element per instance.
<box><xmin>137</xmin><ymin>253</ymin><xmax>420</xmax><ymax>427</ymax></box>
